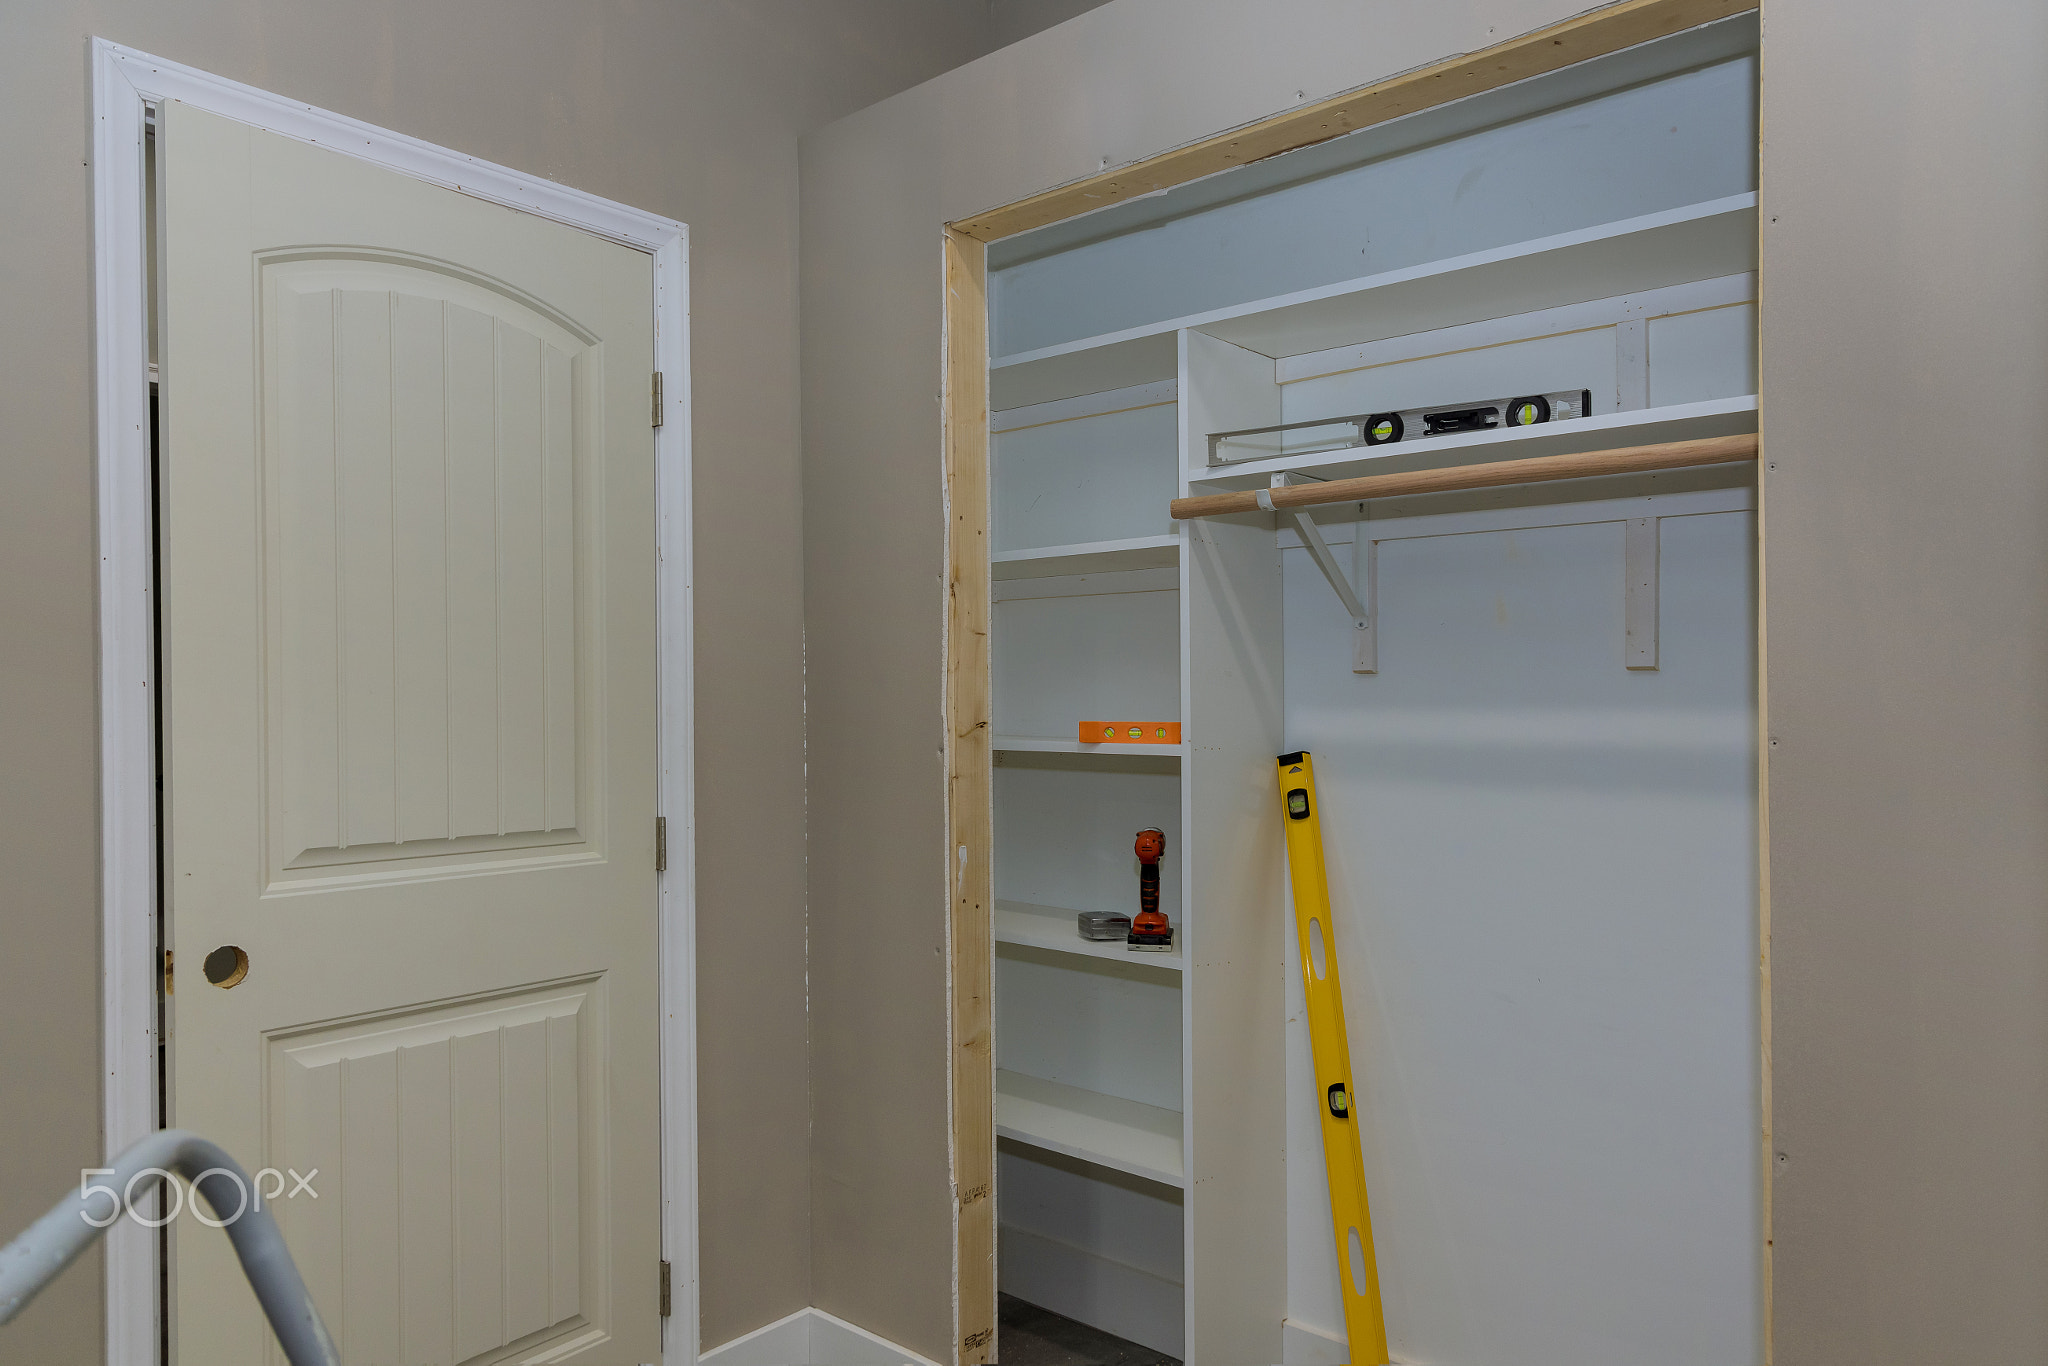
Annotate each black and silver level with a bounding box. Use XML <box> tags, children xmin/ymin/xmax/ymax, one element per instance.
<box><xmin>1208</xmin><ymin>388</ymin><xmax>1594</xmax><ymax>466</ymax></box>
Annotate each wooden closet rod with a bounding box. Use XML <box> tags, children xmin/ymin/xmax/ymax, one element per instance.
<box><xmin>1169</xmin><ymin>433</ymin><xmax>1758</xmax><ymax>519</ymax></box>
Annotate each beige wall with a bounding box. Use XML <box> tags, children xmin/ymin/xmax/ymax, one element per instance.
<box><xmin>8</xmin><ymin>0</ymin><xmax>2039</xmax><ymax>1358</ymax></box>
<box><xmin>989</xmin><ymin>0</ymin><xmax>1116</xmax><ymax>49</ymax></box>
<box><xmin>0</xmin><ymin>3</ymin><xmax>1099</xmax><ymax>1359</ymax></box>
<box><xmin>800</xmin><ymin>3</ymin><xmax>1621</xmax><ymax>1358</ymax></box>
<box><xmin>1759</xmin><ymin>0</ymin><xmax>2048</xmax><ymax>1359</ymax></box>
<box><xmin>803</xmin><ymin>0</ymin><xmax>2048</xmax><ymax>1360</ymax></box>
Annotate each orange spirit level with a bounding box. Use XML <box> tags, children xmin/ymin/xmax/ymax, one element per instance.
<box><xmin>1275</xmin><ymin>750</ymin><xmax>1389</xmax><ymax>1365</ymax></box>
<box><xmin>1078</xmin><ymin>721</ymin><xmax>1182</xmax><ymax>745</ymax></box>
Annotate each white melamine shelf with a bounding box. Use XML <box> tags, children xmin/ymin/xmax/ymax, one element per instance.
<box><xmin>1194</xmin><ymin>395</ymin><xmax>1758</xmax><ymax>490</ymax></box>
<box><xmin>990</xmin><ymin>332</ymin><xmax>1181</xmax><ymax>413</ymax></box>
<box><xmin>995</xmin><ymin>735</ymin><xmax>1186</xmax><ymax>758</ymax></box>
<box><xmin>997</xmin><ymin>900</ymin><xmax>1186</xmax><ymax>969</ymax></box>
<box><xmin>993</xmin><ymin>533</ymin><xmax>1181</xmax><ymax>581</ymax></box>
<box><xmin>995</xmin><ymin>1069</ymin><xmax>1185</xmax><ymax>1188</ymax></box>
<box><xmin>987</xmin><ymin>195</ymin><xmax>1757</xmax><ymax>404</ymax></box>
<box><xmin>1200</xmin><ymin>195</ymin><xmax>1757</xmax><ymax>360</ymax></box>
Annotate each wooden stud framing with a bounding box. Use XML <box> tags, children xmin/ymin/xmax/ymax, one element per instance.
<box><xmin>947</xmin><ymin>0</ymin><xmax>1755</xmax><ymax>242</ymax></box>
<box><xmin>939</xmin><ymin>4</ymin><xmax>1765</xmax><ymax>1357</ymax></box>
<box><xmin>943</xmin><ymin>226</ymin><xmax>997</xmax><ymax>1366</ymax></box>
<box><xmin>1756</xmin><ymin>436</ymin><xmax>1774</xmax><ymax>1366</ymax></box>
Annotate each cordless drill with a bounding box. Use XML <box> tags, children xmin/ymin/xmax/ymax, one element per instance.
<box><xmin>1127</xmin><ymin>827</ymin><xmax>1175</xmax><ymax>951</ymax></box>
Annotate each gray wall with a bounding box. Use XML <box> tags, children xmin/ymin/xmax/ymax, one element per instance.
<box><xmin>990</xmin><ymin>0</ymin><xmax>1115</xmax><ymax>48</ymax></box>
<box><xmin>1759</xmin><ymin>0</ymin><xmax>2048</xmax><ymax>1359</ymax></box>
<box><xmin>802</xmin><ymin>0</ymin><xmax>2048</xmax><ymax>1359</ymax></box>
<box><xmin>0</xmin><ymin>3</ymin><xmax>1094</xmax><ymax>1360</ymax></box>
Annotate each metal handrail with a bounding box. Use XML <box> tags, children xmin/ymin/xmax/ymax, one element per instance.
<box><xmin>0</xmin><ymin>1129</ymin><xmax>340</xmax><ymax>1365</ymax></box>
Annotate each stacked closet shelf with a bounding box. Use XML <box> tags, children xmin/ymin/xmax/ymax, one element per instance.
<box><xmin>988</xmin><ymin>358</ymin><xmax>1190</xmax><ymax>1353</ymax></box>
<box><xmin>986</xmin><ymin>13</ymin><xmax>1762</xmax><ymax>1364</ymax></box>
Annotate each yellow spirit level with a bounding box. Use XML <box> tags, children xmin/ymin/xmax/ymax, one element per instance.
<box><xmin>1276</xmin><ymin>750</ymin><xmax>1389</xmax><ymax>1365</ymax></box>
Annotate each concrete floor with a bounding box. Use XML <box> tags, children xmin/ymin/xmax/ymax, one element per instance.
<box><xmin>996</xmin><ymin>1294</ymin><xmax>1181</xmax><ymax>1366</ymax></box>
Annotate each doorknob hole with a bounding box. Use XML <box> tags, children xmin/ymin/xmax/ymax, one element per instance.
<box><xmin>203</xmin><ymin>945</ymin><xmax>249</xmax><ymax>989</ymax></box>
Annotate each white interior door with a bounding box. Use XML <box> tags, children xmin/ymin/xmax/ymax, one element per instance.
<box><xmin>159</xmin><ymin>101</ymin><xmax>661</xmax><ymax>1365</ymax></box>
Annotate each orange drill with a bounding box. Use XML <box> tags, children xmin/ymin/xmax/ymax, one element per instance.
<box><xmin>1127</xmin><ymin>827</ymin><xmax>1175</xmax><ymax>952</ymax></box>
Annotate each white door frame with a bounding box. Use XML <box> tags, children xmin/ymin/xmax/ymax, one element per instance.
<box><xmin>90</xmin><ymin>38</ymin><xmax>699</xmax><ymax>1364</ymax></box>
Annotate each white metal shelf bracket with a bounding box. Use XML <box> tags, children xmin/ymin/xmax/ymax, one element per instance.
<box><xmin>1272</xmin><ymin>480</ymin><xmax>1665</xmax><ymax>675</ymax></box>
<box><xmin>1265</xmin><ymin>474</ymin><xmax>1374</xmax><ymax>673</ymax></box>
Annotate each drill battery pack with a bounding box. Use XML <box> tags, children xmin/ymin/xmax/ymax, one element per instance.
<box><xmin>1127</xmin><ymin>926</ymin><xmax>1176</xmax><ymax>952</ymax></box>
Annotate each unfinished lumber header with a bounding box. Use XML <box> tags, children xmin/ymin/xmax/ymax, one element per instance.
<box><xmin>1169</xmin><ymin>433</ymin><xmax>1757</xmax><ymax>519</ymax></box>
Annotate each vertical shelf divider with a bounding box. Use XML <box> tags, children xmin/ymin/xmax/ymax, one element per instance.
<box><xmin>1178</xmin><ymin>327</ymin><xmax>1290</xmax><ymax>1362</ymax></box>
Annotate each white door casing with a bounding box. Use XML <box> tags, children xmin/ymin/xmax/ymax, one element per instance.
<box><xmin>154</xmin><ymin>99</ymin><xmax>669</xmax><ymax>1365</ymax></box>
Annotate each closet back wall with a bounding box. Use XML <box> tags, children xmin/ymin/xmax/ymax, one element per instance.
<box><xmin>801</xmin><ymin>0</ymin><xmax>2048</xmax><ymax>1360</ymax></box>
<box><xmin>0</xmin><ymin>3</ymin><xmax>1085</xmax><ymax>1358</ymax></box>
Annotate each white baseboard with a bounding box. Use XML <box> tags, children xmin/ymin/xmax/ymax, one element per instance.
<box><xmin>1282</xmin><ymin>1316</ymin><xmax>1350</xmax><ymax>1365</ymax></box>
<box><xmin>699</xmin><ymin>1309</ymin><xmax>810</xmax><ymax>1365</ymax></box>
<box><xmin>998</xmin><ymin>1223</ymin><xmax>1184</xmax><ymax>1359</ymax></box>
<box><xmin>700</xmin><ymin>1284</ymin><xmax>1317</xmax><ymax>1365</ymax></box>
<box><xmin>700</xmin><ymin>1306</ymin><xmax>945</xmax><ymax>1366</ymax></box>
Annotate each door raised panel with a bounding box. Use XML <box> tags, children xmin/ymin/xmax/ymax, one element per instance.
<box><xmin>267</xmin><ymin>978</ymin><xmax>605</xmax><ymax>1365</ymax></box>
<box><xmin>262</xmin><ymin>255</ymin><xmax>596</xmax><ymax>889</ymax></box>
<box><xmin>166</xmin><ymin>104</ymin><xmax>661</xmax><ymax>1364</ymax></box>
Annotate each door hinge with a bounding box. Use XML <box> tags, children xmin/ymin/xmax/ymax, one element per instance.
<box><xmin>162</xmin><ymin>949</ymin><xmax>173</xmax><ymax>996</ymax></box>
<box><xmin>659</xmin><ymin>1259</ymin><xmax>672</xmax><ymax>1317</ymax></box>
<box><xmin>652</xmin><ymin>372</ymin><xmax>663</xmax><ymax>428</ymax></box>
<box><xmin>655</xmin><ymin>815</ymin><xmax>667</xmax><ymax>873</ymax></box>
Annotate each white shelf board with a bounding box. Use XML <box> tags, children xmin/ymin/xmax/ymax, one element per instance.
<box><xmin>989</xmin><ymin>331</ymin><xmax>1180</xmax><ymax>413</ymax></box>
<box><xmin>995</xmin><ymin>1069</ymin><xmax>1185</xmax><ymax>1188</ymax></box>
<box><xmin>995</xmin><ymin>735</ymin><xmax>1186</xmax><ymax>758</ymax></box>
<box><xmin>993</xmin><ymin>533</ymin><xmax>1181</xmax><ymax>581</ymax></box>
<box><xmin>996</xmin><ymin>899</ymin><xmax>1185</xmax><ymax>969</ymax></box>
<box><xmin>1192</xmin><ymin>395</ymin><xmax>1758</xmax><ymax>491</ymax></box>
<box><xmin>987</xmin><ymin>195</ymin><xmax>1756</xmax><ymax>406</ymax></box>
<box><xmin>1200</xmin><ymin>194</ymin><xmax>1758</xmax><ymax>360</ymax></box>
